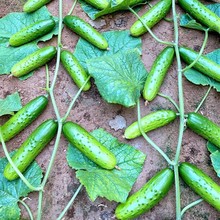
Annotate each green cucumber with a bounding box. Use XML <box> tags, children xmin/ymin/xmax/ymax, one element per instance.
<box><xmin>63</xmin><ymin>15</ymin><xmax>108</xmax><ymax>50</ymax></box>
<box><xmin>23</xmin><ymin>0</ymin><xmax>52</xmax><ymax>13</ymax></box>
<box><xmin>0</xmin><ymin>95</ymin><xmax>48</xmax><ymax>142</ymax></box>
<box><xmin>83</xmin><ymin>0</ymin><xmax>109</xmax><ymax>10</ymax></box>
<box><xmin>178</xmin><ymin>0</ymin><xmax>220</xmax><ymax>33</ymax></box>
<box><xmin>115</xmin><ymin>168</ymin><xmax>174</xmax><ymax>219</ymax></box>
<box><xmin>179</xmin><ymin>162</ymin><xmax>220</xmax><ymax>211</ymax></box>
<box><xmin>179</xmin><ymin>46</ymin><xmax>220</xmax><ymax>82</ymax></box>
<box><xmin>62</xmin><ymin>121</ymin><xmax>117</xmax><ymax>170</ymax></box>
<box><xmin>3</xmin><ymin>119</ymin><xmax>58</xmax><ymax>181</ymax></box>
<box><xmin>130</xmin><ymin>0</ymin><xmax>172</xmax><ymax>37</ymax></box>
<box><xmin>143</xmin><ymin>47</ymin><xmax>175</xmax><ymax>101</ymax></box>
<box><xmin>9</xmin><ymin>18</ymin><xmax>56</xmax><ymax>47</ymax></box>
<box><xmin>124</xmin><ymin>110</ymin><xmax>176</xmax><ymax>139</ymax></box>
<box><xmin>60</xmin><ymin>50</ymin><xmax>91</xmax><ymax>91</ymax></box>
<box><xmin>186</xmin><ymin>112</ymin><xmax>220</xmax><ymax>148</ymax></box>
<box><xmin>11</xmin><ymin>46</ymin><xmax>57</xmax><ymax>77</ymax></box>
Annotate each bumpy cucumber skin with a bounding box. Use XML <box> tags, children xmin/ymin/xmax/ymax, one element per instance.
<box><xmin>115</xmin><ymin>168</ymin><xmax>174</xmax><ymax>219</ymax></box>
<box><xmin>23</xmin><ymin>0</ymin><xmax>52</xmax><ymax>13</ymax></box>
<box><xmin>62</xmin><ymin>121</ymin><xmax>117</xmax><ymax>170</ymax></box>
<box><xmin>60</xmin><ymin>50</ymin><xmax>91</xmax><ymax>91</ymax></box>
<box><xmin>84</xmin><ymin>0</ymin><xmax>109</xmax><ymax>10</ymax></box>
<box><xmin>186</xmin><ymin>112</ymin><xmax>220</xmax><ymax>148</ymax></box>
<box><xmin>9</xmin><ymin>18</ymin><xmax>56</xmax><ymax>47</ymax></box>
<box><xmin>179</xmin><ymin>46</ymin><xmax>220</xmax><ymax>82</ymax></box>
<box><xmin>124</xmin><ymin>110</ymin><xmax>176</xmax><ymax>139</ymax></box>
<box><xmin>130</xmin><ymin>0</ymin><xmax>172</xmax><ymax>37</ymax></box>
<box><xmin>0</xmin><ymin>95</ymin><xmax>48</xmax><ymax>142</ymax></box>
<box><xmin>3</xmin><ymin>119</ymin><xmax>58</xmax><ymax>181</ymax></box>
<box><xmin>143</xmin><ymin>47</ymin><xmax>174</xmax><ymax>101</ymax></box>
<box><xmin>178</xmin><ymin>0</ymin><xmax>220</xmax><ymax>33</ymax></box>
<box><xmin>63</xmin><ymin>15</ymin><xmax>108</xmax><ymax>50</ymax></box>
<box><xmin>11</xmin><ymin>46</ymin><xmax>57</xmax><ymax>77</ymax></box>
<box><xmin>179</xmin><ymin>162</ymin><xmax>220</xmax><ymax>211</ymax></box>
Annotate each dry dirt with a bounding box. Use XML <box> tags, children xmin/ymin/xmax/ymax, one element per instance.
<box><xmin>0</xmin><ymin>0</ymin><xmax>220</xmax><ymax>220</ymax></box>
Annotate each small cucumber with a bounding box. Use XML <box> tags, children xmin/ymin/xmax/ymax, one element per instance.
<box><xmin>23</xmin><ymin>0</ymin><xmax>52</xmax><ymax>13</ymax></box>
<box><xmin>130</xmin><ymin>0</ymin><xmax>172</xmax><ymax>37</ymax></box>
<box><xmin>60</xmin><ymin>50</ymin><xmax>91</xmax><ymax>91</ymax></box>
<box><xmin>62</xmin><ymin>121</ymin><xmax>117</xmax><ymax>170</ymax></box>
<box><xmin>178</xmin><ymin>0</ymin><xmax>220</xmax><ymax>33</ymax></box>
<box><xmin>0</xmin><ymin>95</ymin><xmax>48</xmax><ymax>142</ymax></box>
<box><xmin>83</xmin><ymin>0</ymin><xmax>109</xmax><ymax>10</ymax></box>
<box><xmin>3</xmin><ymin>119</ymin><xmax>58</xmax><ymax>181</ymax></box>
<box><xmin>63</xmin><ymin>15</ymin><xmax>108</xmax><ymax>50</ymax></box>
<box><xmin>143</xmin><ymin>47</ymin><xmax>175</xmax><ymax>101</ymax></box>
<box><xmin>115</xmin><ymin>168</ymin><xmax>174</xmax><ymax>219</ymax></box>
<box><xmin>179</xmin><ymin>46</ymin><xmax>220</xmax><ymax>82</ymax></box>
<box><xmin>9</xmin><ymin>18</ymin><xmax>56</xmax><ymax>47</ymax></box>
<box><xmin>186</xmin><ymin>112</ymin><xmax>220</xmax><ymax>148</ymax></box>
<box><xmin>179</xmin><ymin>162</ymin><xmax>220</xmax><ymax>211</ymax></box>
<box><xmin>11</xmin><ymin>46</ymin><xmax>57</xmax><ymax>77</ymax></box>
<box><xmin>124</xmin><ymin>110</ymin><xmax>176</xmax><ymax>139</ymax></box>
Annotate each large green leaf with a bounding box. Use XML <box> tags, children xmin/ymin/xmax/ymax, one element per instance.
<box><xmin>0</xmin><ymin>7</ymin><xmax>59</xmax><ymax>75</ymax></box>
<box><xmin>66</xmin><ymin>128</ymin><xmax>146</xmax><ymax>202</ymax></box>
<box><xmin>0</xmin><ymin>153</ymin><xmax>43</xmax><ymax>220</ymax></box>
<box><xmin>180</xmin><ymin>3</ymin><xmax>220</xmax><ymax>31</ymax></box>
<box><xmin>184</xmin><ymin>49</ymin><xmax>220</xmax><ymax>92</ymax></box>
<box><xmin>87</xmin><ymin>49</ymin><xmax>148</xmax><ymax>107</ymax></box>
<box><xmin>0</xmin><ymin>92</ymin><xmax>22</xmax><ymax>117</ymax></box>
<box><xmin>74</xmin><ymin>30</ymin><xmax>142</xmax><ymax>71</ymax></box>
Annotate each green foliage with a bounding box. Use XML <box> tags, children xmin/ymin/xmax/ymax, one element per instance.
<box><xmin>0</xmin><ymin>7</ymin><xmax>59</xmax><ymax>75</ymax></box>
<box><xmin>74</xmin><ymin>30</ymin><xmax>142</xmax><ymax>70</ymax></box>
<box><xmin>0</xmin><ymin>92</ymin><xmax>22</xmax><ymax>116</ymax></box>
<box><xmin>184</xmin><ymin>49</ymin><xmax>220</xmax><ymax>92</ymax></box>
<box><xmin>0</xmin><ymin>153</ymin><xmax>43</xmax><ymax>220</ymax></box>
<box><xmin>87</xmin><ymin>49</ymin><xmax>148</xmax><ymax>107</ymax></box>
<box><xmin>66</xmin><ymin>128</ymin><xmax>146</xmax><ymax>202</ymax></box>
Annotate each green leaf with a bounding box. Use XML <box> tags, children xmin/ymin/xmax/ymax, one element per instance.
<box><xmin>180</xmin><ymin>3</ymin><xmax>220</xmax><ymax>31</ymax></box>
<box><xmin>184</xmin><ymin>49</ymin><xmax>220</xmax><ymax>92</ymax></box>
<box><xmin>66</xmin><ymin>128</ymin><xmax>146</xmax><ymax>202</ymax></box>
<box><xmin>79</xmin><ymin>0</ymin><xmax>144</xmax><ymax>20</ymax></box>
<box><xmin>74</xmin><ymin>30</ymin><xmax>142</xmax><ymax>71</ymax></box>
<box><xmin>0</xmin><ymin>7</ymin><xmax>59</xmax><ymax>75</ymax></box>
<box><xmin>87</xmin><ymin>49</ymin><xmax>148</xmax><ymax>107</ymax></box>
<box><xmin>207</xmin><ymin>141</ymin><xmax>219</xmax><ymax>154</ymax></box>
<box><xmin>0</xmin><ymin>153</ymin><xmax>43</xmax><ymax>220</ymax></box>
<box><xmin>0</xmin><ymin>92</ymin><xmax>22</xmax><ymax>117</ymax></box>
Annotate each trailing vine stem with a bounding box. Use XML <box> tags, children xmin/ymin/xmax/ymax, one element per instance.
<box><xmin>0</xmin><ymin>128</ymin><xmax>41</xmax><ymax>192</ymax></box>
<box><xmin>68</xmin><ymin>0</ymin><xmax>78</xmax><ymax>15</ymax></box>
<box><xmin>158</xmin><ymin>92</ymin><xmax>180</xmax><ymax>112</ymax></box>
<box><xmin>19</xmin><ymin>199</ymin><xmax>34</xmax><ymax>220</ymax></box>
<box><xmin>128</xmin><ymin>7</ymin><xmax>174</xmax><ymax>46</ymax></box>
<box><xmin>56</xmin><ymin>184</ymin><xmax>83</xmax><ymax>220</ymax></box>
<box><xmin>181</xmin><ymin>198</ymin><xmax>203</xmax><ymax>217</ymax></box>
<box><xmin>136</xmin><ymin>99</ymin><xmax>174</xmax><ymax>165</ymax></box>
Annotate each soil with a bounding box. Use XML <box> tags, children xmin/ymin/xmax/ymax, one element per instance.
<box><xmin>0</xmin><ymin>0</ymin><xmax>220</xmax><ymax>220</ymax></box>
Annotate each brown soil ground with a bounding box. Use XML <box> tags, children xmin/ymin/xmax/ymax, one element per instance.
<box><xmin>0</xmin><ymin>0</ymin><xmax>220</xmax><ymax>220</ymax></box>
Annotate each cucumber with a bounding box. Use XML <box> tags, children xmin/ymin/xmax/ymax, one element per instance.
<box><xmin>178</xmin><ymin>0</ymin><xmax>220</xmax><ymax>33</ymax></box>
<box><xmin>179</xmin><ymin>162</ymin><xmax>220</xmax><ymax>211</ymax></box>
<box><xmin>60</xmin><ymin>50</ymin><xmax>91</xmax><ymax>91</ymax></box>
<box><xmin>179</xmin><ymin>46</ymin><xmax>220</xmax><ymax>82</ymax></box>
<box><xmin>23</xmin><ymin>0</ymin><xmax>52</xmax><ymax>13</ymax></box>
<box><xmin>11</xmin><ymin>46</ymin><xmax>57</xmax><ymax>77</ymax></box>
<box><xmin>83</xmin><ymin>0</ymin><xmax>109</xmax><ymax>10</ymax></box>
<box><xmin>0</xmin><ymin>95</ymin><xmax>48</xmax><ymax>142</ymax></box>
<box><xmin>130</xmin><ymin>0</ymin><xmax>172</xmax><ymax>37</ymax></box>
<box><xmin>3</xmin><ymin>119</ymin><xmax>58</xmax><ymax>181</ymax></box>
<box><xmin>63</xmin><ymin>15</ymin><xmax>109</xmax><ymax>50</ymax></box>
<box><xmin>186</xmin><ymin>112</ymin><xmax>220</xmax><ymax>148</ymax></box>
<box><xmin>62</xmin><ymin>121</ymin><xmax>117</xmax><ymax>170</ymax></box>
<box><xmin>115</xmin><ymin>168</ymin><xmax>174</xmax><ymax>219</ymax></box>
<box><xmin>9</xmin><ymin>18</ymin><xmax>56</xmax><ymax>47</ymax></box>
<box><xmin>143</xmin><ymin>47</ymin><xmax>175</xmax><ymax>101</ymax></box>
<box><xmin>124</xmin><ymin>110</ymin><xmax>176</xmax><ymax>139</ymax></box>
